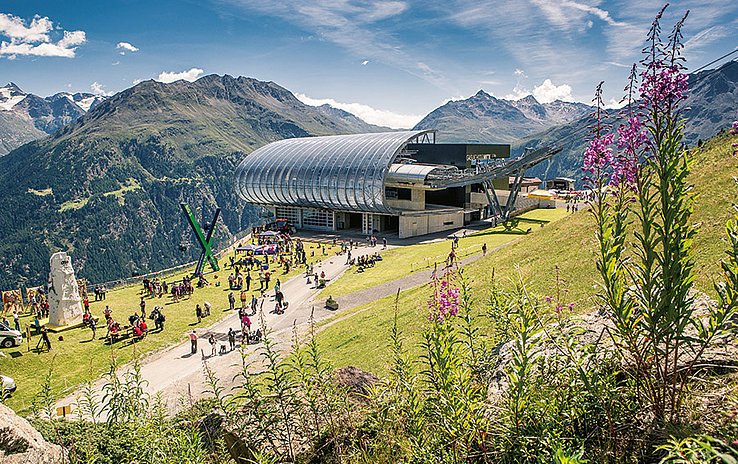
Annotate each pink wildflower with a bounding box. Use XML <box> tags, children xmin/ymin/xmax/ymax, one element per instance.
<box><xmin>427</xmin><ymin>275</ymin><xmax>460</xmax><ymax>322</ymax></box>
<box><xmin>544</xmin><ymin>295</ymin><xmax>554</xmax><ymax>303</ymax></box>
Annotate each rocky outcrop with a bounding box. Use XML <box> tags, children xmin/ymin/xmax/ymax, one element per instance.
<box><xmin>0</xmin><ymin>403</ymin><xmax>67</xmax><ymax>464</ymax></box>
<box><xmin>333</xmin><ymin>366</ymin><xmax>379</xmax><ymax>399</ymax></box>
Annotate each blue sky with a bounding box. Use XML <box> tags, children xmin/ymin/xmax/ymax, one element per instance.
<box><xmin>1</xmin><ymin>0</ymin><xmax>736</xmax><ymax>128</ymax></box>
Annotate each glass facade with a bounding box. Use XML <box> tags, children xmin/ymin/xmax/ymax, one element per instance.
<box><xmin>235</xmin><ymin>130</ymin><xmax>434</xmax><ymax>214</ymax></box>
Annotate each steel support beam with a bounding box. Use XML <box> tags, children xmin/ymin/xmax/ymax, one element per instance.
<box><xmin>181</xmin><ymin>203</ymin><xmax>221</xmax><ymax>275</ymax></box>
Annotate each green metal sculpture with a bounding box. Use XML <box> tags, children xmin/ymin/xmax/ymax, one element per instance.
<box><xmin>181</xmin><ymin>203</ymin><xmax>220</xmax><ymax>275</ymax></box>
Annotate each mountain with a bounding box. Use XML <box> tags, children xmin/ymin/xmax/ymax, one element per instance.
<box><xmin>0</xmin><ymin>74</ymin><xmax>387</xmax><ymax>288</ymax></box>
<box><xmin>0</xmin><ymin>83</ymin><xmax>108</xmax><ymax>154</ymax></box>
<box><xmin>517</xmin><ymin>60</ymin><xmax>738</xmax><ymax>182</ymax></box>
<box><xmin>314</xmin><ymin>103</ymin><xmax>391</xmax><ymax>132</ymax></box>
<box><xmin>413</xmin><ymin>90</ymin><xmax>591</xmax><ymax>143</ymax></box>
<box><xmin>0</xmin><ymin>110</ymin><xmax>45</xmax><ymax>155</ymax></box>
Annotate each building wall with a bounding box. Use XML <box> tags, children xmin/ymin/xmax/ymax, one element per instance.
<box><xmin>386</xmin><ymin>188</ymin><xmax>425</xmax><ymax>211</ymax></box>
<box><xmin>399</xmin><ymin>210</ymin><xmax>464</xmax><ymax>239</ymax></box>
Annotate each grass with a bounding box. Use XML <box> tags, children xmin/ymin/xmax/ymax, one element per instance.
<box><xmin>0</xmin><ymin>240</ymin><xmax>338</xmax><ymax>413</ymax></box>
<box><xmin>315</xmin><ymin>134</ymin><xmax>738</xmax><ymax>377</ymax></box>
<box><xmin>319</xmin><ymin>208</ymin><xmax>568</xmax><ymax>299</ymax></box>
<box><xmin>58</xmin><ymin>178</ymin><xmax>143</xmax><ymax>212</ymax></box>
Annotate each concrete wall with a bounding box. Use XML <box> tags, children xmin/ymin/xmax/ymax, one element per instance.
<box><xmin>468</xmin><ymin>190</ymin><xmax>555</xmax><ymax>216</ymax></box>
<box><xmin>386</xmin><ymin>188</ymin><xmax>425</xmax><ymax>211</ymax></box>
<box><xmin>399</xmin><ymin>210</ymin><xmax>464</xmax><ymax>239</ymax></box>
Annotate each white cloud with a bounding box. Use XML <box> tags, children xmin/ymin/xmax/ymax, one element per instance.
<box><xmin>0</xmin><ymin>13</ymin><xmax>85</xmax><ymax>58</ymax></box>
<box><xmin>90</xmin><ymin>82</ymin><xmax>111</xmax><ymax>96</ymax></box>
<box><xmin>605</xmin><ymin>97</ymin><xmax>626</xmax><ymax>109</ymax></box>
<box><xmin>112</xmin><ymin>60</ymin><xmax>120</xmax><ymax>66</ymax></box>
<box><xmin>504</xmin><ymin>78</ymin><xmax>574</xmax><ymax>103</ymax></box>
<box><xmin>296</xmin><ymin>93</ymin><xmax>422</xmax><ymax>129</ymax></box>
<box><xmin>361</xmin><ymin>60</ymin><xmax>369</xmax><ymax>65</ymax></box>
<box><xmin>132</xmin><ymin>79</ymin><xmax>144</xmax><ymax>85</ymax></box>
<box><xmin>156</xmin><ymin>68</ymin><xmax>204</xmax><ymax>83</ymax></box>
<box><xmin>532</xmin><ymin>78</ymin><xmax>573</xmax><ymax>103</ymax></box>
<box><xmin>116</xmin><ymin>41</ymin><xmax>139</xmax><ymax>52</ymax></box>
<box><xmin>514</xmin><ymin>68</ymin><xmax>527</xmax><ymax>78</ymax></box>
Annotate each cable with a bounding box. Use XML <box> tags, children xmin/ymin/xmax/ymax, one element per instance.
<box><xmin>691</xmin><ymin>47</ymin><xmax>738</xmax><ymax>74</ymax></box>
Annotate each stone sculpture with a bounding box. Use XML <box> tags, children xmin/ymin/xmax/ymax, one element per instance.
<box><xmin>47</xmin><ymin>252</ymin><xmax>83</xmax><ymax>327</ymax></box>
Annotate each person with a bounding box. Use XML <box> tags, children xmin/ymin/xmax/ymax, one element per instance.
<box><xmin>196</xmin><ymin>304</ymin><xmax>203</xmax><ymax>323</ymax></box>
<box><xmin>228</xmin><ymin>292</ymin><xmax>235</xmax><ymax>311</ymax></box>
<box><xmin>189</xmin><ymin>330</ymin><xmax>198</xmax><ymax>354</ymax></box>
<box><xmin>245</xmin><ymin>272</ymin><xmax>251</xmax><ymax>291</ymax></box>
<box><xmin>241</xmin><ymin>312</ymin><xmax>251</xmax><ymax>334</ymax></box>
<box><xmin>228</xmin><ymin>328</ymin><xmax>236</xmax><ymax>351</ymax></box>
<box><xmin>240</xmin><ymin>290</ymin><xmax>247</xmax><ymax>309</ymax></box>
<box><xmin>89</xmin><ymin>316</ymin><xmax>97</xmax><ymax>340</ymax></box>
<box><xmin>382</xmin><ymin>237</ymin><xmax>387</xmax><ymax>249</ymax></box>
<box><xmin>209</xmin><ymin>333</ymin><xmax>217</xmax><ymax>356</ymax></box>
<box><xmin>155</xmin><ymin>309</ymin><xmax>165</xmax><ymax>331</ymax></box>
<box><xmin>250</xmin><ymin>294</ymin><xmax>258</xmax><ymax>315</ymax></box>
<box><xmin>41</xmin><ymin>326</ymin><xmax>51</xmax><ymax>351</ymax></box>
<box><xmin>203</xmin><ymin>301</ymin><xmax>212</xmax><ymax>317</ymax></box>
<box><xmin>12</xmin><ymin>310</ymin><xmax>20</xmax><ymax>332</ymax></box>
<box><xmin>482</xmin><ymin>243</ymin><xmax>487</xmax><ymax>256</ymax></box>
<box><xmin>103</xmin><ymin>305</ymin><xmax>112</xmax><ymax>320</ymax></box>
<box><xmin>139</xmin><ymin>297</ymin><xmax>146</xmax><ymax>319</ymax></box>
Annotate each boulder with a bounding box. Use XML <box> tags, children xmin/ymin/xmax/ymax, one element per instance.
<box><xmin>0</xmin><ymin>403</ymin><xmax>67</xmax><ymax>464</ymax></box>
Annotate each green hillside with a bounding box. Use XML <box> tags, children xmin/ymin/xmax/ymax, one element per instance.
<box><xmin>0</xmin><ymin>75</ymin><xmax>385</xmax><ymax>289</ymax></box>
<box><xmin>316</xmin><ymin>133</ymin><xmax>738</xmax><ymax>376</ymax></box>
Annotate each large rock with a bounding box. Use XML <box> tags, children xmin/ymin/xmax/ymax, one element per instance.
<box><xmin>0</xmin><ymin>403</ymin><xmax>67</xmax><ymax>463</ymax></box>
<box><xmin>47</xmin><ymin>252</ymin><xmax>83</xmax><ymax>327</ymax></box>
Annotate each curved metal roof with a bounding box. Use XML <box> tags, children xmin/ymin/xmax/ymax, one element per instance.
<box><xmin>235</xmin><ymin>130</ymin><xmax>433</xmax><ymax>213</ymax></box>
<box><xmin>386</xmin><ymin>163</ymin><xmax>458</xmax><ymax>186</ymax></box>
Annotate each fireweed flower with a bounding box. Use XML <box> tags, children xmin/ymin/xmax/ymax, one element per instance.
<box><xmin>613</xmin><ymin>116</ymin><xmax>647</xmax><ymax>188</ymax></box>
<box><xmin>427</xmin><ymin>276</ymin><xmax>460</xmax><ymax>322</ymax></box>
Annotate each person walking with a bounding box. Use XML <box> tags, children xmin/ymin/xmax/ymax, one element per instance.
<box><xmin>196</xmin><ymin>304</ymin><xmax>203</xmax><ymax>324</ymax></box>
<box><xmin>240</xmin><ymin>290</ymin><xmax>247</xmax><ymax>309</ymax></box>
<box><xmin>228</xmin><ymin>328</ymin><xmax>236</xmax><ymax>351</ymax></box>
<box><xmin>228</xmin><ymin>292</ymin><xmax>235</xmax><ymax>311</ymax></box>
<box><xmin>245</xmin><ymin>272</ymin><xmax>251</xmax><ymax>291</ymax></box>
<box><xmin>189</xmin><ymin>330</ymin><xmax>198</xmax><ymax>354</ymax></box>
<box><xmin>89</xmin><ymin>316</ymin><xmax>97</xmax><ymax>340</ymax></box>
<box><xmin>208</xmin><ymin>333</ymin><xmax>217</xmax><ymax>357</ymax></box>
<box><xmin>482</xmin><ymin>243</ymin><xmax>487</xmax><ymax>256</ymax></box>
<box><xmin>139</xmin><ymin>297</ymin><xmax>146</xmax><ymax>319</ymax></box>
<box><xmin>41</xmin><ymin>326</ymin><xmax>51</xmax><ymax>351</ymax></box>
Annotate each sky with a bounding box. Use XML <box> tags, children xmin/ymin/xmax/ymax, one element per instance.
<box><xmin>1</xmin><ymin>0</ymin><xmax>737</xmax><ymax>128</ymax></box>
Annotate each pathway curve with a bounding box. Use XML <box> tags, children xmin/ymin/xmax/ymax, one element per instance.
<box><xmin>56</xmin><ymin>236</ymin><xmax>518</xmax><ymax>416</ymax></box>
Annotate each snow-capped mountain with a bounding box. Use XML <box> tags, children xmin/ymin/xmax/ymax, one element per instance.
<box><xmin>0</xmin><ymin>83</ymin><xmax>108</xmax><ymax>154</ymax></box>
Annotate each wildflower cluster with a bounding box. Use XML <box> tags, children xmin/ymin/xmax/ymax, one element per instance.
<box><xmin>613</xmin><ymin>116</ymin><xmax>647</xmax><ymax>187</ymax></box>
<box><xmin>582</xmin><ymin>133</ymin><xmax>615</xmax><ymax>176</ymax></box>
<box><xmin>640</xmin><ymin>63</ymin><xmax>689</xmax><ymax>109</ymax></box>
<box><xmin>427</xmin><ymin>273</ymin><xmax>460</xmax><ymax>322</ymax></box>
<box><xmin>731</xmin><ymin>118</ymin><xmax>738</xmax><ymax>156</ymax></box>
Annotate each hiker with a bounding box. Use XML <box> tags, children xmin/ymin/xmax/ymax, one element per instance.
<box><xmin>240</xmin><ymin>290</ymin><xmax>247</xmax><ymax>309</ymax></box>
<box><xmin>228</xmin><ymin>328</ymin><xmax>236</xmax><ymax>351</ymax></box>
<box><xmin>189</xmin><ymin>330</ymin><xmax>198</xmax><ymax>354</ymax></box>
<box><xmin>482</xmin><ymin>243</ymin><xmax>487</xmax><ymax>256</ymax></box>
<box><xmin>209</xmin><ymin>333</ymin><xmax>217</xmax><ymax>357</ymax></box>
<box><xmin>241</xmin><ymin>312</ymin><xmax>251</xmax><ymax>334</ymax></box>
<box><xmin>228</xmin><ymin>292</ymin><xmax>235</xmax><ymax>311</ymax></box>
<box><xmin>250</xmin><ymin>294</ymin><xmax>258</xmax><ymax>315</ymax></box>
<box><xmin>89</xmin><ymin>316</ymin><xmax>97</xmax><ymax>340</ymax></box>
<box><xmin>41</xmin><ymin>326</ymin><xmax>51</xmax><ymax>351</ymax></box>
<box><xmin>196</xmin><ymin>304</ymin><xmax>203</xmax><ymax>324</ymax></box>
<box><xmin>139</xmin><ymin>297</ymin><xmax>146</xmax><ymax>319</ymax></box>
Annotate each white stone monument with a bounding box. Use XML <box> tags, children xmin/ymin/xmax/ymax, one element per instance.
<box><xmin>47</xmin><ymin>252</ymin><xmax>84</xmax><ymax>327</ymax></box>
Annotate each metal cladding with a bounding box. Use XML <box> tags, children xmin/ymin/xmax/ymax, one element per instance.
<box><xmin>235</xmin><ymin>130</ymin><xmax>434</xmax><ymax>214</ymax></box>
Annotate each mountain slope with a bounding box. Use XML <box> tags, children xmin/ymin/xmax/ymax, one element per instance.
<box><xmin>0</xmin><ymin>110</ymin><xmax>44</xmax><ymax>155</ymax></box>
<box><xmin>413</xmin><ymin>90</ymin><xmax>591</xmax><ymax>143</ymax></box>
<box><xmin>517</xmin><ymin>61</ymin><xmax>738</xmax><ymax>182</ymax></box>
<box><xmin>0</xmin><ymin>74</ymin><xmax>386</xmax><ymax>288</ymax></box>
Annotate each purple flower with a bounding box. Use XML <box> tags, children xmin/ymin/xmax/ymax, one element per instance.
<box><xmin>427</xmin><ymin>275</ymin><xmax>460</xmax><ymax>322</ymax></box>
<box><xmin>544</xmin><ymin>295</ymin><xmax>554</xmax><ymax>303</ymax></box>
<box><xmin>730</xmin><ymin>120</ymin><xmax>738</xmax><ymax>136</ymax></box>
<box><xmin>640</xmin><ymin>64</ymin><xmax>688</xmax><ymax>109</ymax></box>
<box><xmin>612</xmin><ymin>116</ymin><xmax>646</xmax><ymax>188</ymax></box>
<box><xmin>583</xmin><ymin>133</ymin><xmax>615</xmax><ymax>175</ymax></box>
